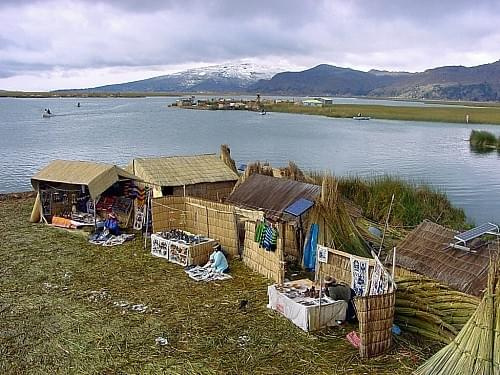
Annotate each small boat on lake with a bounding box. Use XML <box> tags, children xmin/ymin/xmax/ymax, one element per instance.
<box><xmin>353</xmin><ymin>113</ymin><xmax>370</xmax><ymax>120</ymax></box>
<box><xmin>42</xmin><ymin>109</ymin><xmax>54</xmax><ymax>118</ymax></box>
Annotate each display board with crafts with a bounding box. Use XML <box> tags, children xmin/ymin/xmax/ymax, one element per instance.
<box><xmin>151</xmin><ymin>229</ymin><xmax>217</xmax><ymax>266</ymax></box>
<box><xmin>267</xmin><ymin>278</ymin><xmax>348</xmax><ymax>332</ymax></box>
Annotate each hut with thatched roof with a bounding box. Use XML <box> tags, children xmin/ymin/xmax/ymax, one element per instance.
<box><xmin>226</xmin><ymin>174</ymin><xmax>321</xmax><ymax>282</ymax></box>
<box><xmin>390</xmin><ymin>220</ymin><xmax>499</xmax><ymax>296</ymax></box>
<box><xmin>30</xmin><ymin>159</ymin><xmax>141</xmax><ymax>225</ymax></box>
<box><xmin>129</xmin><ymin>153</ymin><xmax>239</xmax><ymax>201</ymax></box>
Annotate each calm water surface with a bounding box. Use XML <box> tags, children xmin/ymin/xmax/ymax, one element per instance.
<box><xmin>1</xmin><ymin>97</ymin><xmax>499</xmax><ymax>224</ymax></box>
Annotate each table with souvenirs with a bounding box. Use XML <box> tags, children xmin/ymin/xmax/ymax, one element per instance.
<box><xmin>151</xmin><ymin>229</ymin><xmax>217</xmax><ymax>267</ymax></box>
<box><xmin>267</xmin><ymin>279</ymin><xmax>347</xmax><ymax>332</ymax></box>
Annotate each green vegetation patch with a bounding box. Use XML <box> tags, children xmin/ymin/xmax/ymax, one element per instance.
<box><xmin>265</xmin><ymin>103</ymin><xmax>500</xmax><ymax>125</ymax></box>
<box><xmin>469</xmin><ymin>129</ymin><xmax>500</xmax><ymax>150</ymax></box>
<box><xmin>309</xmin><ymin>174</ymin><xmax>468</xmax><ymax>230</ymax></box>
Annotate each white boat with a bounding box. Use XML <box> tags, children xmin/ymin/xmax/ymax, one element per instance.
<box><xmin>352</xmin><ymin>116</ymin><xmax>371</xmax><ymax>120</ymax></box>
<box><xmin>42</xmin><ymin>110</ymin><xmax>54</xmax><ymax>118</ymax></box>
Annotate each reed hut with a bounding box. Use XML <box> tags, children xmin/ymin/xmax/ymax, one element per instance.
<box><xmin>30</xmin><ymin>159</ymin><xmax>141</xmax><ymax>225</ymax></box>
<box><xmin>389</xmin><ymin>220</ymin><xmax>499</xmax><ymax>296</ymax></box>
<box><xmin>316</xmin><ymin>245</ymin><xmax>396</xmax><ymax>358</ymax></box>
<box><xmin>129</xmin><ymin>154</ymin><xmax>239</xmax><ymax>201</ymax></box>
<box><xmin>226</xmin><ymin>174</ymin><xmax>321</xmax><ymax>282</ymax></box>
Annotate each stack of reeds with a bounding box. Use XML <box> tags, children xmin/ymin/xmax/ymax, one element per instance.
<box><xmin>395</xmin><ymin>276</ymin><xmax>480</xmax><ymax>344</ymax></box>
<box><xmin>415</xmin><ymin>256</ymin><xmax>499</xmax><ymax>375</ymax></box>
<box><xmin>220</xmin><ymin>144</ymin><xmax>238</xmax><ymax>174</ymax></box>
<box><xmin>309</xmin><ymin>174</ymin><xmax>369</xmax><ymax>257</ymax></box>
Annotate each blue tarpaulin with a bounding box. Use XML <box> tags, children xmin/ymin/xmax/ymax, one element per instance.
<box><xmin>303</xmin><ymin>223</ymin><xmax>319</xmax><ymax>271</ymax></box>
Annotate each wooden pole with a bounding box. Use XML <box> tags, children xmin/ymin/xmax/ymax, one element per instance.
<box><xmin>143</xmin><ymin>190</ymin><xmax>150</xmax><ymax>250</ymax></box>
<box><xmin>93</xmin><ymin>198</ymin><xmax>97</xmax><ymax>231</ymax></box>
<box><xmin>392</xmin><ymin>247</ymin><xmax>396</xmax><ymax>279</ymax></box>
<box><xmin>378</xmin><ymin>193</ymin><xmax>395</xmax><ymax>257</ymax></box>
<box><xmin>205</xmin><ymin>206</ymin><xmax>210</xmax><ymax>237</ymax></box>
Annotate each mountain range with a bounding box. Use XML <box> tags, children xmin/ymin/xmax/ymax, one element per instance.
<box><xmin>63</xmin><ymin>60</ymin><xmax>500</xmax><ymax>101</ymax></box>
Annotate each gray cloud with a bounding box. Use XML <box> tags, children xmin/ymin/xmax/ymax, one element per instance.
<box><xmin>1</xmin><ymin>0</ymin><xmax>499</xmax><ymax>90</ymax></box>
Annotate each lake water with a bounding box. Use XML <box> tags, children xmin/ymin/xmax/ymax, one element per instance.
<box><xmin>1</xmin><ymin>96</ymin><xmax>499</xmax><ymax>224</ymax></box>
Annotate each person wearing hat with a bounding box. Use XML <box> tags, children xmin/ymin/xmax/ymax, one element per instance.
<box><xmin>104</xmin><ymin>211</ymin><xmax>120</xmax><ymax>235</ymax></box>
<box><xmin>324</xmin><ymin>276</ymin><xmax>357</xmax><ymax>323</ymax></box>
<box><xmin>204</xmin><ymin>243</ymin><xmax>229</xmax><ymax>273</ymax></box>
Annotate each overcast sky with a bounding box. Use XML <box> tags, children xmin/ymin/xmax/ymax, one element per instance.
<box><xmin>1</xmin><ymin>0</ymin><xmax>499</xmax><ymax>91</ymax></box>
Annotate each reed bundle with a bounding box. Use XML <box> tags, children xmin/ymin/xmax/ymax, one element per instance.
<box><xmin>309</xmin><ymin>175</ymin><xmax>369</xmax><ymax>257</ymax></box>
<box><xmin>415</xmin><ymin>256</ymin><xmax>500</xmax><ymax>375</ymax></box>
<box><xmin>220</xmin><ymin>144</ymin><xmax>238</xmax><ymax>174</ymax></box>
<box><xmin>394</xmin><ymin>276</ymin><xmax>480</xmax><ymax>345</ymax></box>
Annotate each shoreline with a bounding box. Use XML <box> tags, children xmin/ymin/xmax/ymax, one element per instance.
<box><xmin>264</xmin><ymin>103</ymin><xmax>500</xmax><ymax>125</ymax></box>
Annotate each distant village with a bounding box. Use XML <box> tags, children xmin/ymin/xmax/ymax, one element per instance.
<box><xmin>170</xmin><ymin>95</ymin><xmax>334</xmax><ymax>111</ymax></box>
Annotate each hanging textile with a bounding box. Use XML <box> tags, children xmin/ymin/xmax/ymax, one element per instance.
<box><xmin>303</xmin><ymin>223</ymin><xmax>319</xmax><ymax>271</ymax></box>
<box><xmin>350</xmin><ymin>255</ymin><xmax>370</xmax><ymax>297</ymax></box>
<box><xmin>254</xmin><ymin>221</ymin><xmax>266</xmax><ymax>243</ymax></box>
<box><xmin>262</xmin><ymin>225</ymin><xmax>278</xmax><ymax>252</ymax></box>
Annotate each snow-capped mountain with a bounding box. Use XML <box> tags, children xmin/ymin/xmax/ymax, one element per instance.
<box><xmin>79</xmin><ymin>63</ymin><xmax>285</xmax><ymax>93</ymax></box>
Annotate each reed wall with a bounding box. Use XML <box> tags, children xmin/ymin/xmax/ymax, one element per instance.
<box><xmin>152</xmin><ymin>196</ymin><xmax>238</xmax><ymax>256</ymax></box>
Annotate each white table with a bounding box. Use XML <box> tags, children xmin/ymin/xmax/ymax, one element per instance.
<box><xmin>267</xmin><ymin>285</ymin><xmax>347</xmax><ymax>332</ymax></box>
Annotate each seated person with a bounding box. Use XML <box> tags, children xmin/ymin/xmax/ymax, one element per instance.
<box><xmin>324</xmin><ymin>276</ymin><xmax>357</xmax><ymax>323</ymax></box>
<box><xmin>104</xmin><ymin>212</ymin><xmax>120</xmax><ymax>235</ymax></box>
<box><xmin>204</xmin><ymin>243</ymin><xmax>229</xmax><ymax>273</ymax></box>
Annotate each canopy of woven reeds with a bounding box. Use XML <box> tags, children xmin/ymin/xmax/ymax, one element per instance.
<box><xmin>391</xmin><ymin>220</ymin><xmax>498</xmax><ymax>296</ymax></box>
<box><xmin>227</xmin><ymin>174</ymin><xmax>321</xmax><ymax>222</ymax></box>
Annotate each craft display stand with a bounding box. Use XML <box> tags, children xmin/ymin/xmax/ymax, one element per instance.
<box><xmin>267</xmin><ymin>279</ymin><xmax>347</xmax><ymax>332</ymax></box>
<box><xmin>151</xmin><ymin>232</ymin><xmax>216</xmax><ymax>266</ymax></box>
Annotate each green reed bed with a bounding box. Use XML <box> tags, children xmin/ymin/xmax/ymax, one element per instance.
<box><xmin>265</xmin><ymin>103</ymin><xmax>500</xmax><ymax>125</ymax></box>
<box><xmin>469</xmin><ymin>129</ymin><xmax>499</xmax><ymax>149</ymax></box>
<box><xmin>308</xmin><ymin>173</ymin><xmax>468</xmax><ymax>229</ymax></box>
<box><xmin>0</xmin><ymin>197</ymin><xmax>430</xmax><ymax>374</ymax></box>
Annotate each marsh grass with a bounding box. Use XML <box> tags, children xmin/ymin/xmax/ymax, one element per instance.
<box><xmin>265</xmin><ymin>103</ymin><xmax>500</xmax><ymax>125</ymax></box>
<box><xmin>469</xmin><ymin>129</ymin><xmax>499</xmax><ymax>149</ymax></box>
<box><xmin>308</xmin><ymin>173</ymin><xmax>468</xmax><ymax>229</ymax></box>
<box><xmin>0</xmin><ymin>198</ymin><xmax>432</xmax><ymax>374</ymax></box>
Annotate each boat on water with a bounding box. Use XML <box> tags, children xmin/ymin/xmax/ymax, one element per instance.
<box><xmin>353</xmin><ymin>113</ymin><xmax>370</xmax><ymax>120</ymax></box>
<box><xmin>42</xmin><ymin>109</ymin><xmax>54</xmax><ymax>118</ymax></box>
<box><xmin>260</xmin><ymin>109</ymin><xmax>267</xmax><ymax>115</ymax></box>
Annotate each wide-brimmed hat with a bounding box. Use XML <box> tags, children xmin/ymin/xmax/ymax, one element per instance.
<box><xmin>324</xmin><ymin>276</ymin><xmax>335</xmax><ymax>284</ymax></box>
<box><xmin>212</xmin><ymin>243</ymin><xmax>221</xmax><ymax>251</ymax></box>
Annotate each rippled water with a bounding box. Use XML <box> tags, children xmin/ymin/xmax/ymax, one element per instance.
<box><xmin>1</xmin><ymin>96</ymin><xmax>499</xmax><ymax>224</ymax></box>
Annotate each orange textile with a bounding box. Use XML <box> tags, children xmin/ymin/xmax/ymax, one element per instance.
<box><xmin>51</xmin><ymin>216</ymin><xmax>74</xmax><ymax>228</ymax></box>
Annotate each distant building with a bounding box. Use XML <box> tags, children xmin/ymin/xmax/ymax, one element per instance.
<box><xmin>302</xmin><ymin>99</ymin><xmax>323</xmax><ymax>107</ymax></box>
<box><xmin>318</xmin><ymin>97</ymin><xmax>333</xmax><ymax>105</ymax></box>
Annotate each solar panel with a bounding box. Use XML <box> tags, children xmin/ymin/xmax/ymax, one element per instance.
<box><xmin>454</xmin><ymin>222</ymin><xmax>499</xmax><ymax>243</ymax></box>
<box><xmin>284</xmin><ymin>198</ymin><xmax>314</xmax><ymax>217</ymax></box>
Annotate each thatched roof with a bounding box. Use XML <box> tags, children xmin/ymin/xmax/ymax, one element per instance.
<box><xmin>391</xmin><ymin>220</ymin><xmax>497</xmax><ymax>296</ymax></box>
<box><xmin>31</xmin><ymin>160</ymin><xmax>139</xmax><ymax>199</ymax></box>
<box><xmin>226</xmin><ymin>174</ymin><xmax>321</xmax><ymax>221</ymax></box>
<box><xmin>131</xmin><ymin>154</ymin><xmax>239</xmax><ymax>187</ymax></box>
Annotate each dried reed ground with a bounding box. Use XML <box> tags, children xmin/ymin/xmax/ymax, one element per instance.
<box><xmin>1</xmin><ymin>198</ymin><xmax>433</xmax><ymax>374</ymax></box>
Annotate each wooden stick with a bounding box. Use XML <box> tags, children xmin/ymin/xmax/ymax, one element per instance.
<box><xmin>378</xmin><ymin>193</ymin><xmax>395</xmax><ymax>257</ymax></box>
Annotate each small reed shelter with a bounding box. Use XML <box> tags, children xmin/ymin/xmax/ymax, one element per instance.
<box><xmin>390</xmin><ymin>220</ymin><xmax>500</xmax><ymax>296</ymax></box>
<box><xmin>30</xmin><ymin>159</ymin><xmax>141</xmax><ymax>226</ymax></box>
<box><xmin>226</xmin><ymin>174</ymin><xmax>321</xmax><ymax>282</ymax></box>
<box><xmin>129</xmin><ymin>153</ymin><xmax>239</xmax><ymax>201</ymax></box>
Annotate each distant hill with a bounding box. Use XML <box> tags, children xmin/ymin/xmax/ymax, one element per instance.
<box><xmin>62</xmin><ymin>63</ymin><xmax>284</xmax><ymax>93</ymax></box>
<box><xmin>251</xmin><ymin>60</ymin><xmax>500</xmax><ymax>101</ymax></box>
<box><xmin>56</xmin><ymin>59</ymin><xmax>500</xmax><ymax>101</ymax></box>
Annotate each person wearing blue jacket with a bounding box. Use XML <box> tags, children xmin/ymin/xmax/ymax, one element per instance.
<box><xmin>205</xmin><ymin>244</ymin><xmax>229</xmax><ymax>273</ymax></box>
<box><xmin>104</xmin><ymin>212</ymin><xmax>120</xmax><ymax>235</ymax></box>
